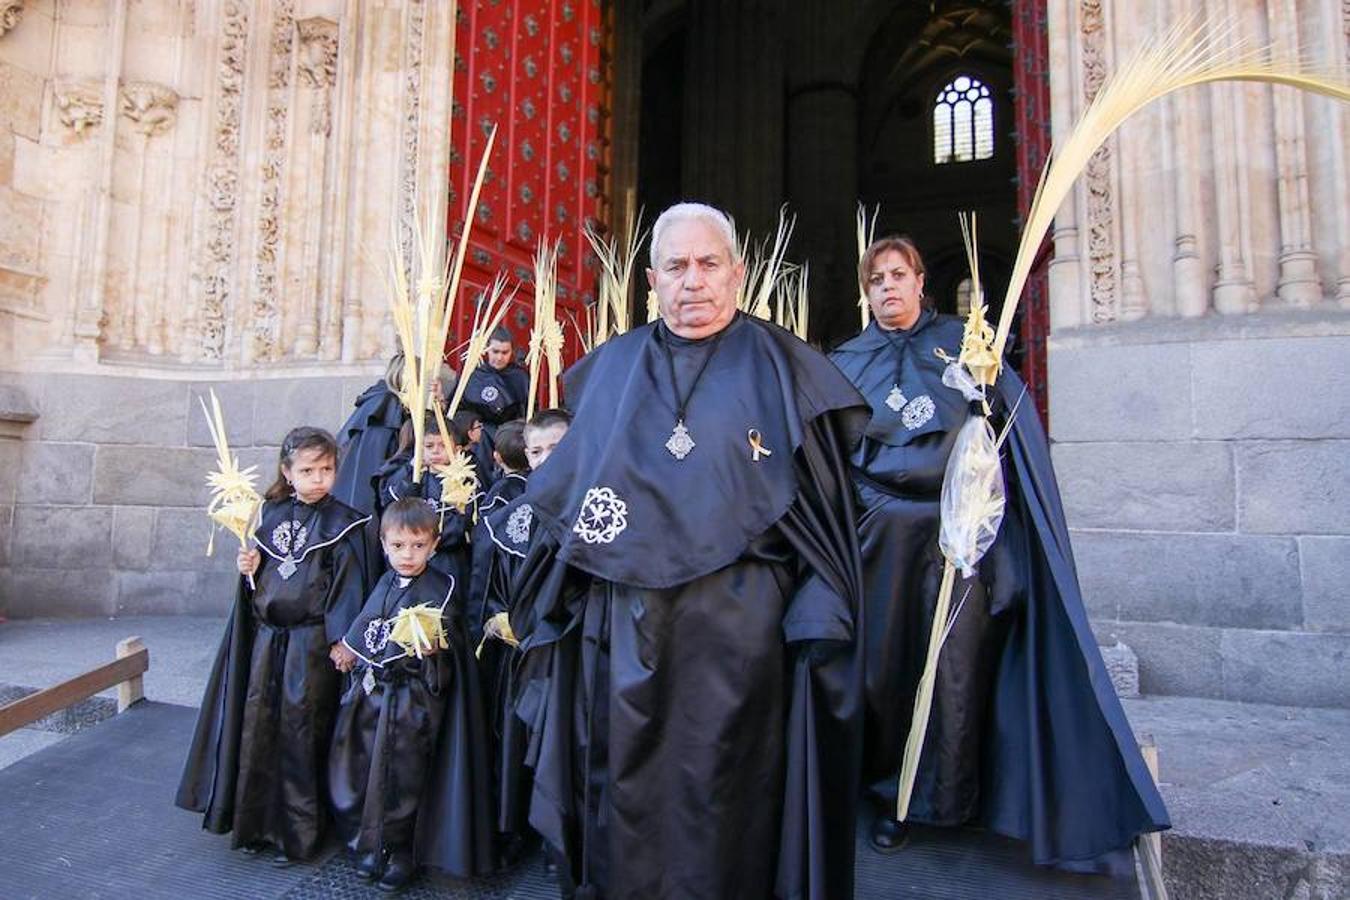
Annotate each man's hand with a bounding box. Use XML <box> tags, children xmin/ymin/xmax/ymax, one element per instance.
<box><xmin>330</xmin><ymin>642</ymin><xmax>358</xmax><ymax>673</ymax></box>
<box><xmin>237</xmin><ymin>547</ymin><xmax>261</xmax><ymax>577</ymax></box>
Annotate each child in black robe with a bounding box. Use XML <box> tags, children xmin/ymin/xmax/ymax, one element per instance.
<box><xmin>334</xmin><ymin>354</ymin><xmax>456</xmax><ymax>515</ymax></box>
<box><xmin>476</xmin><ymin>409</ymin><xmax>569</xmax><ymax>866</ymax></box>
<box><xmin>466</xmin><ymin>418</ymin><xmax>528</xmax><ymax>643</ymax></box>
<box><xmin>328</xmin><ymin>498</ymin><xmax>494</xmax><ymax>890</ymax></box>
<box><xmin>176</xmin><ymin>427</ymin><xmax>377</xmax><ymax>864</ymax></box>
<box><xmin>374</xmin><ymin>414</ymin><xmax>474</xmax><ymax>584</ymax></box>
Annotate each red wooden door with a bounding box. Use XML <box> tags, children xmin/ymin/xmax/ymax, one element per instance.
<box><xmin>447</xmin><ymin>0</ymin><xmax>612</xmax><ymax>378</ymax></box>
<box><xmin>1012</xmin><ymin>0</ymin><xmax>1052</xmax><ymax>426</ymax></box>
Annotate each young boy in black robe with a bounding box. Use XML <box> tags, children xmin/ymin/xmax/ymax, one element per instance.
<box><xmin>476</xmin><ymin>409</ymin><xmax>569</xmax><ymax>867</ymax></box>
<box><xmin>466</xmin><ymin>418</ymin><xmax>529</xmax><ymax>643</ymax></box>
<box><xmin>176</xmin><ymin>427</ymin><xmax>377</xmax><ymax>865</ymax></box>
<box><xmin>373</xmin><ymin>414</ymin><xmax>474</xmax><ymax>584</ymax></box>
<box><xmin>461</xmin><ymin>326</ymin><xmax>530</xmax><ymax>444</ymax></box>
<box><xmin>328</xmin><ymin>498</ymin><xmax>493</xmax><ymax>890</ymax></box>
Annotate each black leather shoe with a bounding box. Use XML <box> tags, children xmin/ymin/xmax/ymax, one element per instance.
<box><xmin>377</xmin><ymin>849</ymin><xmax>416</xmax><ymax>892</ymax></box>
<box><xmin>870</xmin><ymin>815</ymin><xmax>911</xmax><ymax>853</ymax></box>
<box><xmin>356</xmin><ymin>850</ymin><xmax>384</xmax><ymax>881</ymax></box>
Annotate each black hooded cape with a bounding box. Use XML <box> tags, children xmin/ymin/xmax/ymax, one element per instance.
<box><xmin>507</xmin><ymin>314</ymin><xmax>869</xmax><ymax>900</ymax></box>
<box><xmin>334</xmin><ymin>381</ymin><xmax>407</xmax><ymax>516</ymax></box>
<box><xmin>831</xmin><ymin>313</ymin><xmax>1169</xmax><ymax>870</ymax></box>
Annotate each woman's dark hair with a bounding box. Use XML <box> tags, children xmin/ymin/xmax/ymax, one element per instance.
<box><xmin>395</xmin><ymin>413</ymin><xmax>466</xmax><ymax>457</ymax></box>
<box><xmin>264</xmin><ymin>426</ymin><xmax>339</xmax><ymax>501</ymax></box>
<box><xmin>493</xmin><ymin>420</ymin><xmax>529</xmax><ymax>472</ymax></box>
<box><xmin>380</xmin><ymin>496</ymin><xmax>440</xmax><ymax>537</ymax></box>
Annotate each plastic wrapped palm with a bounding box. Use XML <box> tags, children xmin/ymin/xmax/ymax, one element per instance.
<box><xmin>388</xmin><ymin>603</ymin><xmax>449</xmax><ymax>660</ymax></box>
<box><xmin>894</xmin><ymin>18</ymin><xmax>1350</xmax><ymax>822</ymax></box>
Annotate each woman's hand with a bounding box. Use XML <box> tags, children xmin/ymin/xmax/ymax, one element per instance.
<box><xmin>237</xmin><ymin>547</ymin><xmax>261</xmax><ymax>577</ymax></box>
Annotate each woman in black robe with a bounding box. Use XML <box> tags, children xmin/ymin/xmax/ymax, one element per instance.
<box><xmin>176</xmin><ymin>427</ymin><xmax>377</xmax><ymax>863</ymax></box>
<box><xmin>831</xmin><ymin>236</ymin><xmax>1168</xmax><ymax>873</ymax></box>
<box><xmin>507</xmin><ymin>203</ymin><xmax>869</xmax><ymax>900</ymax></box>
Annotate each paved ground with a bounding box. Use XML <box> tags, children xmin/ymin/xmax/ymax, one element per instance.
<box><xmin>6</xmin><ymin>615</ymin><xmax>1349</xmax><ymax>897</ymax></box>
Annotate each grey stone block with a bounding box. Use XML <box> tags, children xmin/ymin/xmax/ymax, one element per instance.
<box><xmin>149</xmin><ymin>507</ymin><xmax>237</xmax><ymax>572</ymax></box>
<box><xmin>1301</xmin><ymin>536</ymin><xmax>1350</xmax><ymax>632</ymax></box>
<box><xmin>32</xmin><ymin>374</ymin><xmax>187</xmax><ymax>445</ymax></box>
<box><xmin>1048</xmin><ymin>342</ymin><xmax>1193</xmax><ymax>443</ymax></box>
<box><xmin>186</xmin><ymin>381</ymin><xmax>256</xmax><ymax>449</ymax></box>
<box><xmin>112</xmin><ymin>506</ymin><xmax>155</xmax><ymax>569</ymax></box>
<box><xmin>92</xmin><ymin>446</ymin><xmax>215</xmax><ymax>507</ymax></box>
<box><xmin>0</xmin><ymin>382</ymin><xmax>38</xmax><ymax>423</ymax></box>
<box><xmin>10</xmin><ymin>506</ymin><xmax>114</xmax><ymax>569</ymax></box>
<box><xmin>1220</xmin><ymin>629</ymin><xmax>1350</xmax><ymax>708</ymax></box>
<box><xmin>1074</xmin><ymin>531</ymin><xmax>1302</xmax><ymax>629</ymax></box>
<box><xmin>1092</xmin><ymin>619</ymin><xmax>1225</xmax><ymax>699</ymax></box>
<box><xmin>15</xmin><ymin>442</ymin><xmax>95</xmax><ymax>504</ymax></box>
<box><xmin>1237</xmin><ymin>441</ymin><xmax>1350</xmax><ymax>535</ymax></box>
<box><xmin>0</xmin><ymin>439</ymin><xmax>21</xmax><ymax>504</ymax></box>
<box><xmin>1053</xmin><ymin>441</ymin><xmax>1235</xmax><ymax>531</ymax></box>
<box><xmin>0</xmin><ymin>567</ymin><xmax>118</xmax><ymax>616</ymax></box>
<box><xmin>0</xmin><ymin>505</ymin><xmax>11</xmax><ymax>568</ymax></box>
<box><xmin>1099</xmin><ymin>640</ymin><xmax>1139</xmax><ymax>698</ymax></box>
<box><xmin>114</xmin><ymin>570</ymin><xmax>235</xmax><ymax>616</ymax></box>
<box><xmin>1193</xmin><ymin>335</ymin><xmax>1350</xmax><ymax>440</ymax></box>
<box><xmin>251</xmin><ymin>376</ymin><xmax>347</xmax><ymax>448</ymax></box>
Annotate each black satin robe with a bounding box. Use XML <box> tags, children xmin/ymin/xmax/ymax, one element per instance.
<box><xmin>335</xmin><ymin>381</ymin><xmax>406</xmax><ymax>515</ymax></box>
<box><xmin>378</xmin><ymin>461</ymin><xmax>472</xmax><ymax>585</ymax></box>
<box><xmin>462</xmin><ymin>362</ymin><xmax>530</xmax><ymax>435</ymax></box>
<box><xmin>175</xmin><ymin>496</ymin><xmax>376</xmax><ymax>859</ymax></box>
<box><xmin>831</xmin><ymin>312</ymin><xmax>1169</xmax><ymax>871</ymax></box>
<box><xmin>328</xmin><ymin>568</ymin><xmax>494</xmax><ymax>875</ymax></box>
<box><xmin>508</xmin><ymin>314</ymin><xmax>869</xmax><ymax>900</ymax></box>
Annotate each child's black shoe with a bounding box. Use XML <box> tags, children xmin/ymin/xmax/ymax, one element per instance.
<box><xmin>270</xmin><ymin>850</ymin><xmax>294</xmax><ymax>868</ymax></box>
<box><xmin>356</xmin><ymin>849</ymin><xmax>384</xmax><ymax>881</ymax></box>
<box><xmin>377</xmin><ymin>849</ymin><xmax>416</xmax><ymax>892</ymax></box>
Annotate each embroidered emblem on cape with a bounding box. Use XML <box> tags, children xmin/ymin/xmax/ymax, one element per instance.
<box><xmin>572</xmin><ymin>487</ymin><xmax>629</xmax><ymax>545</ymax></box>
<box><xmin>480</xmin><ymin>384</ymin><xmax>500</xmax><ymax>403</ymax></box>
<box><xmin>885</xmin><ymin>386</ymin><xmax>907</xmax><ymax>413</ymax></box>
<box><xmin>364</xmin><ymin>618</ymin><xmax>393</xmax><ymax>654</ymax></box>
<box><xmin>665</xmin><ymin>420</ymin><xmax>696</xmax><ymax>460</ymax></box>
<box><xmin>271</xmin><ymin>520</ymin><xmax>310</xmax><ymax>579</ymax></box>
<box><xmin>901</xmin><ymin>394</ymin><xmax>936</xmax><ymax>430</ymax></box>
<box><xmin>505</xmin><ymin>503</ymin><xmax>534</xmax><ymax>544</ymax></box>
<box><xmin>271</xmin><ymin>520</ymin><xmax>310</xmax><ymax>555</ymax></box>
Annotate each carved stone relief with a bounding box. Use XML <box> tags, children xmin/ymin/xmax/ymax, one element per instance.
<box><xmin>119</xmin><ymin>81</ymin><xmax>179</xmax><ymax>136</ymax></box>
<box><xmin>0</xmin><ymin>0</ymin><xmax>23</xmax><ymax>39</ymax></box>
<box><xmin>297</xmin><ymin>17</ymin><xmax>338</xmax><ymax>136</ymax></box>
<box><xmin>1080</xmin><ymin>0</ymin><xmax>1116</xmax><ymax>324</ymax></box>
<box><xmin>54</xmin><ymin>82</ymin><xmax>104</xmax><ymax>136</ymax></box>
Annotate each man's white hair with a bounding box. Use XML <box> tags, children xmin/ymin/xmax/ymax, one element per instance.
<box><xmin>648</xmin><ymin>202</ymin><xmax>740</xmax><ymax>268</ymax></box>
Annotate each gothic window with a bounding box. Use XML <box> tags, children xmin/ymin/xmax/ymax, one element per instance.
<box><xmin>933</xmin><ymin>75</ymin><xmax>994</xmax><ymax>164</ymax></box>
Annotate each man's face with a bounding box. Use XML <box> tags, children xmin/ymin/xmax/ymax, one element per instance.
<box><xmin>524</xmin><ymin>422</ymin><xmax>568</xmax><ymax>470</ymax></box>
<box><xmin>646</xmin><ymin>218</ymin><xmax>744</xmax><ymax>339</ymax></box>
<box><xmin>381</xmin><ymin>524</ymin><xmax>436</xmax><ymax>577</ymax></box>
<box><xmin>485</xmin><ymin>339</ymin><xmax>513</xmax><ymax>370</ymax></box>
<box><xmin>866</xmin><ymin>249</ymin><xmax>925</xmax><ymax>330</ymax></box>
<box><xmin>283</xmin><ymin>447</ymin><xmax>336</xmax><ymax>505</ymax></box>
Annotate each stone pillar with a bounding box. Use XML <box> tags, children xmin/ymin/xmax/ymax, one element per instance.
<box><xmin>681</xmin><ymin>0</ymin><xmax>784</xmax><ymax>240</ymax></box>
<box><xmin>783</xmin><ymin>0</ymin><xmax>861</xmax><ymax>345</ymax></box>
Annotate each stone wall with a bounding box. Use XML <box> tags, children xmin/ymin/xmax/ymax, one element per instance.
<box><xmin>0</xmin><ymin>369</ymin><xmax>380</xmax><ymax>618</ymax></box>
<box><xmin>1051</xmin><ymin>313</ymin><xmax>1350</xmax><ymax>709</ymax></box>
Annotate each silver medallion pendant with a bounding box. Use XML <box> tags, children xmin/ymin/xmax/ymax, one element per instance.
<box><xmin>277</xmin><ymin>556</ymin><xmax>299</xmax><ymax>580</ymax></box>
<box><xmin>665</xmin><ymin>419</ymin><xmax>696</xmax><ymax>460</ymax></box>
<box><xmin>885</xmin><ymin>385</ymin><xmax>907</xmax><ymax>412</ymax></box>
<box><xmin>361</xmin><ymin>668</ymin><xmax>376</xmax><ymax>695</ymax></box>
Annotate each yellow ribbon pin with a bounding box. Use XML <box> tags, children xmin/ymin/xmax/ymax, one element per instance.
<box><xmin>748</xmin><ymin>429</ymin><xmax>773</xmax><ymax>462</ymax></box>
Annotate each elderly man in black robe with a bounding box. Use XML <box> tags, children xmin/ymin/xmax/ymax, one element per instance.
<box><xmin>506</xmin><ymin>202</ymin><xmax>869</xmax><ymax>899</ymax></box>
<box><xmin>831</xmin><ymin>235</ymin><xmax>1168</xmax><ymax>874</ymax></box>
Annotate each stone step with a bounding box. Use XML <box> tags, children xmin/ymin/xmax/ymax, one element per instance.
<box><xmin>1123</xmin><ymin>695</ymin><xmax>1350</xmax><ymax>900</ymax></box>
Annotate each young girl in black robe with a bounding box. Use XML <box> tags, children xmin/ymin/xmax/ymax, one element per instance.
<box><xmin>374</xmin><ymin>414</ymin><xmax>474</xmax><ymax>585</ymax></box>
<box><xmin>328</xmin><ymin>498</ymin><xmax>494</xmax><ymax>890</ymax></box>
<box><xmin>176</xmin><ymin>427</ymin><xmax>376</xmax><ymax>865</ymax></box>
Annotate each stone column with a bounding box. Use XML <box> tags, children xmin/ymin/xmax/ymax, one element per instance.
<box><xmin>783</xmin><ymin>0</ymin><xmax>861</xmax><ymax>345</ymax></box>
<box><xmin>1047</xmin><ymin>0</ymin><xmax>1087</xmax><ymax>330</ymax></box>
<box><xmin>1206</xmin><ymin>0</ymin><xmax>1258</xmax><ymax>314</ymax></box>
<box><xmin>681</xmin><ymin>0</ymin><xmax>784</xmax><ymax>240</ymax></box>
